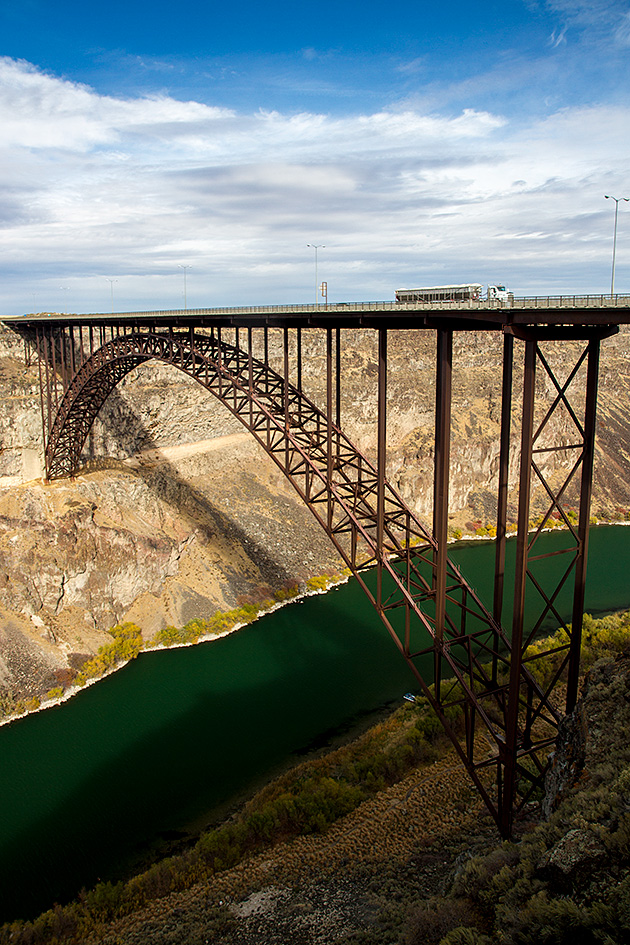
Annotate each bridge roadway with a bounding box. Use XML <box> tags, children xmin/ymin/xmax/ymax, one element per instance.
<box><xmin>3</xmin><ymin>292</ymin><xmax>630</xmax><ymax>330</ymax></box>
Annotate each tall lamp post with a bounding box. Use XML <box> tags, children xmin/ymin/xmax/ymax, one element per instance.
<box><xmin>178</xmin><ymin>265</ymin><xmax>192</xmax><ymax>310</ymax></box>
<box><xmin>59</xmin><ymin>286</ymin><xmax>70</xmax><ymax>315</ymax></box>
<box><xmin>605</xmin><ymin>195</ymin><xmax>629</xmax><ymax>297</ymax></box>
<box><xmin>106</xmin><ymin>278</ymin><xmax>117</xmax><ymax>314</ymax></box>
<box><xmin>307</xmin><ymin>244</ymin><xmax>324</xmax><ymax>306</ymax></box>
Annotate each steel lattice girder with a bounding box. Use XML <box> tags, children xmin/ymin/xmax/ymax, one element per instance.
<box><xmin>34</xmin><ymin>323</ymin><xmax>610</xmax><ymax>835</ymax></box>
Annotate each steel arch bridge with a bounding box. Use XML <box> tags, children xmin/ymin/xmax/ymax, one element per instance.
<box><xmin>6</xmin><ymin>297</ymin><xmax>630</xmax><ymax>837</ymax></box>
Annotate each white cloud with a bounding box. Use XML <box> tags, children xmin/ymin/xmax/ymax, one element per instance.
<box><xmin>0</xmin><ymin>57</ymin><xmax>233</xmax><ymax>151</ymax></box>
<box><xmin>0</xmin><ymin>56</ymin><xmax>628</xmax><ymax>314</ymax></box>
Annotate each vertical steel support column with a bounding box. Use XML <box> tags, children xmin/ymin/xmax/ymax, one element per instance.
<box><xmin>566</xmin><ymin>338</ymin><xmax>601</xmax><ymax>710</ymax></box>
<box><xmin>284</xmin><ymin>328</ymin><xmax>290</xmax><ymax>471</ymax></box>
<box><xmin>36</xmin><ymin>326</ymin><xmax>48</xmax><ymax>479</ymax></box>
<box><xmin>433</xmin><ymin>329</ymin><xmax>453</xmax><ymax>697</ymax></box>
<box><xmin>189</xmin><ymin>326</ymin><xmax>195</xmax><ymax>380</ymax></box>
<box><xmin>296</xmin><ymin>327</ymin><xmax>303</xmax><ymax>423</ymax></box>
<box><xmin>217</xmin><ymin>327</ymin><xmax>223</xmax><ymax>397</ymax></box>
<box><xmin>326</xmin><ymin>328</ymin><xmax>334</xmax><ymax>529</ymax></box>
<box><xmin>283</xmin><ymin>329</ymin><xmax>290</xmax><ymax>422</ymax></box>
<box><xmin>51</xmin><ymin>331</ymin><xmax>59</xmax><ymax>409</ymax></box>
<box><xmin>296</xmin><ymin>327</ymin><xmax>302</xmax><ymax>393</ymax></box>
<box><xmin>59</xmin><ymin>327</ymin><xmax>67</xmax><ymax>391</ymax></box>
<box><xmin>41</xmin><ymin>327</ymin><xmax>54</xmax><ymax>479</ymax></box>
<box><xmin>335</xmin><ymin>327</ymin><xmax>341</xmax><ymax>461</ymax></box>
<box><xmin>68</xmin><ymin>325</ymin><xmax>76</xmax><ymax>377</ymax></box>
<box><xmin>501</xmin><ymin>338</ymin><xmax>536</xmax><ymax>838</ymax></box>
<box><xmin>376</xmin><ymin>328</ymin><xmax>387</xmax><ymax>611</ymax></box>
<box><xmin>247</xmin><ymin>328</ymin><xmax>254</xmax><ymax>428</ymax></box>
<box><xmin>43</xmin><ymin>330</ymin><xmax>53</xmax><ymax>437</ymax></box>
<box><xmin>494</xmin><ymin>332</ymin><xmax>514</xmax><ymax>628</ymax></box>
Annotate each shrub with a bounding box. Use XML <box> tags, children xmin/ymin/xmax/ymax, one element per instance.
<box><xmin>0</xmin><ymin>692</ymin><xmax>16</xmax><ymax>719</ymax></box>
<box><xmin>441</xmin><ymin>930</ymin><xmax>493</xmax><ymax>945</ymax></box>
<box><xmin>403</xmin><ymin>899</ymin><xmax>480</xmax><ymax>945</ymax></box>
<box><xmin>499</xmin><ymin>891</ymin><xmax>594</xmax><ymax>945</ymax></box>
<box><xmin>75</xmin><ymin>623</ymin><xmax>143</xmax><ymax>685</ymax></box>
<box><xmin>44</xmin><ymin>686</ymin><xmax>64</xmax><ymax>702</ymax></box>
<box><xmin>306</xmin><ymin>574</ymin><xmax>333</xmax><ymax>592</ymax></box>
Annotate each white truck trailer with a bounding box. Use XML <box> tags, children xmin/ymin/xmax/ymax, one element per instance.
<box><xmin>395</xmin><ymin>283</ymin><xmax>513</xmax><ymax>304</ymax></box>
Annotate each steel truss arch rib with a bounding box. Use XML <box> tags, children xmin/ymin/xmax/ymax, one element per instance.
<box><xmin>43</xmin><ymin>327</ymin><xmax>562</xmax><ymax>834</ymax></box>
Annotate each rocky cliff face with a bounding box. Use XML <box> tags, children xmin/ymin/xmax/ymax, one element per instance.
<box><xmin>1</xmin><ymin>322</ymin><xmax>629</xmax><ymax>705</ymax></box>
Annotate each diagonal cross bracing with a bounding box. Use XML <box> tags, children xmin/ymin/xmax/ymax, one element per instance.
<box><xmin>33</xmin><ymin>322</ymin><xmax>607</xmax><ymax>836</ymax></box>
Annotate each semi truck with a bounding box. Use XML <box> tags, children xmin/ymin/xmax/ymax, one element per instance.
<box><xmin>395</xmin><ymin>283</ymin><xmax>514</xmax><ymax>304</ymax></box>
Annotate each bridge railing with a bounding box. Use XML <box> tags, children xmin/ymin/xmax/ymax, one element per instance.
<box><xmin>8</xmin><ymin>293</ymin><xmax>630</xmax><ymax>321</ymax></box>
<box><xmin>513</xmin><ymin>294</ymin><xmax>630</xmax><ymax>308</ymax></box>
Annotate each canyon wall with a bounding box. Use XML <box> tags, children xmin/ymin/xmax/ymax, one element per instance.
<box><xmin>1</xmin><ymin>321</ymin><xmax>629</xmax><ymax>703</ymax></box>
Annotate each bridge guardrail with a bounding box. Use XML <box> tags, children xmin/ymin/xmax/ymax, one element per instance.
<box><xmin>5</xmin><ymin>293</ymin><xmax>630</xmax><ymax>321</ymax></box>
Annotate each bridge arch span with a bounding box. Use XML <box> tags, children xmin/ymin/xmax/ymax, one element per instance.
<box><xmin>29</xmin><ymin>316</ymin><xmax>606</xmax><ymax>837</ymax></box>
<box><xmin>44</xmin><ymin>326</ymin><xmax>522</xmax><ymax>816</ymax></box>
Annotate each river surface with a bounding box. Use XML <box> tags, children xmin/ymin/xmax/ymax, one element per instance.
<box><xmin>1</xmin><ymin>525</ymin><xmax>629</xmax><ymax>922</ymax></box>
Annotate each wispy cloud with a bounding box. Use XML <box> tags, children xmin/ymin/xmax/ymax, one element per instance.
<box><xmin>544</xmin><ymin>0</ymin><xmax>630</xmax><ymax>44</ymax></box>
<box><xmin>395</xmin><ymin>58</ymin><xmax>426</xmax><ymax>76</ymax></box>
<box><xmin>549</xmin><ymin>27</ymin><xmax>568</xmax><ymax>46</ymax></box>
<box><xmin>616</xmin><ymin>11</ymin><xmax>630</xmax><ymax>45</ymax></box>
<box><xmin>0</xmin><ymin>56</ymin><xmax>627</xmax><ymax>314</ymax></box>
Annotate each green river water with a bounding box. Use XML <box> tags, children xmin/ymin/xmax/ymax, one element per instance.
<box><xmin>1</xmin><ymin>525</ymin><xmax>629</xmax><ymax>922</ymax></box>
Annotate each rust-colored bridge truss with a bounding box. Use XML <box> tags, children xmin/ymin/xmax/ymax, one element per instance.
<box><xmin>5</xmin><ymin>296</ymin><xmax>630</xmax><ymax>837</ymax></box>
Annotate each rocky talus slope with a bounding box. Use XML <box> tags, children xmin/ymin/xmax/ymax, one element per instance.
<box><xmin>1</xmin><ymin>323</ymin><xmax>630</xmax><ymax>705</ymax></box>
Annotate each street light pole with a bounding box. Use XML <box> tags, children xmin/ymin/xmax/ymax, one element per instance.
<box><xmin>307</xmin><ymin>244</ymin><xmax>324</xmax><ymax>306</ymax></box>
<box><xmin>59</xmin><ymin>286</ymin><xmax>70</xmax><ymax>315</ymax></box>
<box><xmin>106</xmin><ymin>278</ymin><xmax>117</xmax><ymax>314</ymax></box>
<box><xmin>605</xmin><ymin>195</ymin><xmax>629</xmax><ymax>297</ymax></box>
<box><xmin>178</xmin><ymin>265</ymin><xmax>192</xmax><ymax>310</ymax></box>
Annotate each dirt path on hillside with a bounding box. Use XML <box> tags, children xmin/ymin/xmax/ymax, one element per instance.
<box><xmin>125</xmin><ymin>432</ymin><xmax>251</xmax><ymax>468</ymax></box>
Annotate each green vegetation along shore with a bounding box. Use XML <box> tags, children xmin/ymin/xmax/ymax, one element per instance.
<box><xmin>3</xmin><ymin>611</ymin><xmax>630</xmax><ymax>944</ymax></box>
<box><xmin>0</xmin><ymin>571</ymin><xmax>347</xmax><ymax>724</ymax></box>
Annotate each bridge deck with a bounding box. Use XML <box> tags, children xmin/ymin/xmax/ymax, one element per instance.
<box><xmin>3</xmin><ymin>294</ymin><xmax>630</xmax><ymax>330</ymax></box>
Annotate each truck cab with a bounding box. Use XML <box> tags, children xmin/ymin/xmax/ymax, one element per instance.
<box><xmin>487</xmin><ymin>284</ymin><xmax>514</xmax><ymax>304</ymax></box>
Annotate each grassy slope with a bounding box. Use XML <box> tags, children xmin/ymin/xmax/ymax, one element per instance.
<box><xmin>3</xmin><ymin>613</ymin><xmax>630</xmax><ymax>945</ymax></box>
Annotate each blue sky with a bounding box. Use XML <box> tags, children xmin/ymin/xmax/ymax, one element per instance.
<box><xmin>0</xmin><ymin>0</ymin><xmax>629</xmax><ymax>313</ymax></box>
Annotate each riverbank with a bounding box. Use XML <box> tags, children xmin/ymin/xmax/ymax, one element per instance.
<box><xmin>3</xmin><ymin>525</ymin><xmax>630</xmax><ymax>927</ymax></box>
<box><xmin>5</xmin><ymin>513</ymin><xmax>630</xmax><ymax>729</ymax></box>
<box><xmin>0</xmin><ymin>569</ymin><xmax>351</xmax><ymax>727</ymax></box>
<box><xmin>93</xmin><ymin>740</ymin><xmax>499</xmax><ymax>945</ymax></box>
<box><xmin>6</xmin><ymin>610</ymin><xmax>630</xmax><ymax>945</ymax></box>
